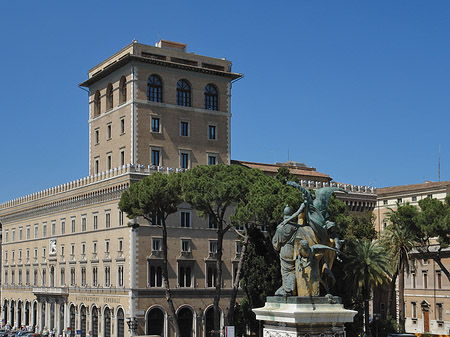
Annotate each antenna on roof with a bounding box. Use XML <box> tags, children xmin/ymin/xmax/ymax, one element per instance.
<box><xmin>439</xmin><ymin>144</ymin><xmax>441</xmax><ymax>182</ymax></box>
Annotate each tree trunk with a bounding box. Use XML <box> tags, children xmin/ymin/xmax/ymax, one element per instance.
<box><xmin>161</xmin><ymin>219</ymin><xmax>181</xmax><ymax>337</ymax></box>
<box><xmin>387</xmin><ymin>269</ymin><xmax>398</xmax><ymax>319</ymax></box>
<box><xmin>214</xmin><ymin>221</ymin><xmax>225</xmax><ymax>337</ymax></box>
<box><xmin>398</xmin><ymin>259</ymin><xmax>405</xmax><ymax>333</ymax></box>
<box><xmin>364</xmin><ymin>274</ymin><xmax>370</xmax><ymax>336</ymax></box>
<box><xmin>226</xmin><ymin>230</ymin><xmax>249</xmax><ymax>326</ymax></box>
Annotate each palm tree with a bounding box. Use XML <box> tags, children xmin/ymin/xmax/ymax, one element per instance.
<box><xmin>382</xmin><ymin>203</ymin><xmax>418</xmax><ymax>332</ymax></box>
<box><xmin>346</xmin><ymin>239</ymin><xmax>392</xmax><ymax>335</ymax></box>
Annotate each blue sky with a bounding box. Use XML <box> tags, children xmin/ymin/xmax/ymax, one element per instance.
<box><xmin>1</xmin><ymin>1</ymin><xmax>450</xmax><ymax>203</ymax></box>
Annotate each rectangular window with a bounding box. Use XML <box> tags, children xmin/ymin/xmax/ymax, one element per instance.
<box><xmin>81</xmin><ymin>267</ymin><xmax>86</xmax><ymax>286</ymax></box>
<box><xmin>26</xmin><ymin>226</ymin><xmax>31</xmax><ymax>239</ymax></box>
<box><xmin>397</xmin><ymin>198</ymin><xmax>403</xmax><ymax>204</ymax></box>
<box><xmin>437</xmin><ymin>271</ymin><xmax>442</xmax><ymax>289</ymax></box>
<box><xmin>181</xmin><ymin>239</ymin><xmax>191</xmax><ymax>252</ymax></box>
<box><xmin>180</xmin><ymin>121</ymin><xmax>189</xmax><ymax>136</ymax></box>
<box><xmin>180</xmin><ymin>211</ymin><xmax>191</xmax><ymax>228</ymax></box>
<box><xmin>208</xmin><ymin>125</ymin><xmax>216</xmax><ymax>140</ymax></box>
<box><xmin>42</xmin><ymin>222</ymin><xmax>47</xmax><ymax>237</ymax></box>
<box><xmin>71</xmin><ymin>244</ymin><xmax>75</xmax><ymax>256</ymax></box>
<box><xmin>120</xmin><ymin>118</ymin><xmax>125</xmax><ymax>134</ymax></box>
<box><xmin>92</xmin><ymin>267</ymin><xmax>98</xmax><ymax>286</ymax></box>
<box><xmin>178</xmin><ymin>264</ymin><xmax>192</xmax><ymax>288</ymax></box>
<box><xmin>95</xmin><ymin>128</ymin><xmax>99</xmax><ymax>145</ymax></box>
<box><xmin>81</xmin><ymin>242</ymin><xmax>86</xmax><ymax>255</ymax></box>
<box><xmin>118</xmin><ymin>239</ymin><xmax>123</xmax><ymax>252</ymax></box>
<box><xmin>118</xmin><ymin>265</ymin><xmax>124</xmax><ymax>287</ymax></box>
<box><xmin>93</xmin><ymin>242</ymin><xmax>97</xmax><ymax>254</ymax></box>
<box><xmin>19</xmin><ymin>227</ymin><xmax>23</xmax><ymax>241</ymax></box>
<box><xmin>33</xmin><ymin>224</ymin><xmax>38</xmax><ymax>238</ymax></box>
<box><xmin>61</xmin><ymin>219</ymin><xmax>65</xmax><ymax>234</ymax></box>
<box><xmin>61</xmin><ymin>245</ymin><xmax>65</xmax><ymax>257</ymax></box>
<box><xmin>95</xmin><ymin>158</ymin><xmax>99</xmax><ymax>174</ymax></box>
<box><xmin>209</xmin><ymin>240</ymin><xmax>218</xmax><ymax>254</ymax></box>
<box><xmin>437</xmin><ymin>303</ymin><xmax>443</xmax><ymax>321</ymax></box>
<box><xmin>152</xmin><ymin>238</ymin><xmax>162</xmax><ymax>252</ymax></box>
<box><xmin>51</xmin><ymin>221</ymin><xmax>56</xmax><ymax>235</ymax></box>
<box><xmin>412</xmin><ymin>302</ymin><xmax>417</xmax><ymax>319</ymax></box>
<box><xmin>208</xmin><ymin>154</ymin><xmax>217</xmax><ymax>165</ymax></box>
<box><xmin>119</xmin><ymin>210</ymin><xmax>124</xmax><ymax>226</ymax></box>
<box><xmin>5</xmin><ymin>230</ymin><xmax>8</xmax><ymax>243</ymax></box>
<box><xmin>107</xmin><ymin>153</ymin><xmax>112</xmax><ymax>170</ymax></box>
<box><xmin>412</xmin><ymin>196</ymin><xmax>417</xmax><ymax>202</ymax></box>
<box><xmin>12</xmin><ymin>229</ymin><xmax>16</xmax><ymax>241</ymax></box>
<box><xmin>105</xmin><ymin>266</ymin><xmax>111</xmax><ymax>287</ymax></box>
<box><xmin>105</xmin><ymin>240</ymin><xmax>110</xmax><ymax>253</ymax></box>
<box><xmin>423</xmin><ymin>271</ymin><xmax>428</xmax><ymax>289</ymax></box>
<box><xmin>81</xmin><ymin>216</ymin><xmax>87</xmax><ymax>232</ymax></box>
<box><xmin>206</xmin><ymin>264</ymin><xmax>217</xmax><ymax>287</ymax></box>
<box><xmin>411</xmin><ymin>273</ymin><xmax>416</xmax><ymax>288</ymax></box>
<box><xmin>151</xmin><ymin>117</ymin><xmax>160</xmax><ymax>133</ymax></box>
<box><xmin>107</xmin><ymin>123</ymin><xmax>112</xmax><ymax>140</ymax></box>
<box><xmin>71</xmin><ymin>217</ymin><xmax>76</xmax><ymax>233</ymax></box>
<box><xmin>105</xmin><ymin>211</ymin><xmax>111</xmax><ymax>228</ymax></box>
<box><xmin>151</xmin><ymin>149</ymin><xmax>161</xmax><ymax>166</ymax></box>
<box><xmin>60</xmin><ymin>268</ymin><xmax>65</xmax><ymax>286</ymax></box>
<box><xmin>383</xmin><ymin>200</ymin><xmax>388</xmax><ymax>205</ymax></box>
<box><xmin>180</xmin><ymin>152</ymin><xmax>190</xmax><ymax>169</ymax></box>
<box><xmin>93</xmin><ymin>213</ymin><xmax>98</xmax><ymax>230</ymax></box>
<box><xmin>70</xmin><ymin>268</ymin><xmax>76</xmax><ymax>286</ymax></box>
<box><xmin>208</xmin><ymin>216</ymin><xmax>217</xmax><ymax>229</ymax></box>
<box><xmin>33</xmin><ymin>270</ymin><xmax>38</xmax><ymax>286</ymax></box>
<box><xmin>120</xmin><ymin>149</ymin><xmax>125</xmax><ymax>166</ymax></box>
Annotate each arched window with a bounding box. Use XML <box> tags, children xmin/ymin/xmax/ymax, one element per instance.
<box><xmin>204</xmin><ymin>84</ymin><xmax>218</xmax><ymax>111</ymax></box>
<box><xmin>147</xmin><ymin>75</ymin><xmax>163</xmax><ymax>102</ymax></box>
<box><xmin>80</xmin><ymin>306</ymin><xmax>87</xmax><ymax>337</ymax></box>
<box><xmin>177</xmin><ymin>308</ymin><xmax>193</xmax><ymax>337</ymax></box>
<box><xmin>117</xmin><ymin>308</ymin><xmax>125</xmax><ymax>337</ymax></box>
<box><xmin>104</xmin><ymin>308</ymin><xmax>111</xmax><ymax>337</ymax></box>
<box><xmin>94</xmin><ymin>91</ymin><xmax>101</xmax><ymax>117</ymax></box>
<box><xmin>107</xmin><ymin>84</ymin><xmax>113</xmax><ymax>110</ymax></box>
<box><xmin>92</xmin><ymin>307</ymin><xmax>99</xmax><ymax>337</ymax></box>
<box><xmin>146</xmin><ymin>308</ymin><xmax>164</xmax><ymax>336</ymax></box>
<box><xmin>176</xmin><ymin>80</ymin><xmax>191</xmax><ymax>107</ymax></box>
<box><xmin>119</xmin><ymin>76</ymin><xmax>127</xmax><ymax>104</ymax></box>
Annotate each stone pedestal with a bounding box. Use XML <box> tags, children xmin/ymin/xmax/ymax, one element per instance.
<box><xmin>253</xmin><ymin>296</ymin><xmax>357</xmax><ymax>337</ymax></box>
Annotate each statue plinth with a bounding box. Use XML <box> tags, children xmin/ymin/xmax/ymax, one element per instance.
<box><xmin>253</xmin><ymin>296</ymin><xmax>357</xmax><ymax>337</ymax></box>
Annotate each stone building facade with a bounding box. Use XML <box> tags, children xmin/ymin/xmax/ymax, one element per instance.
<box><xmin>373</xmin><ymin>181</ymin><xmax>450</xmax><ymax>335</ymax></box>
<box><xmin>0</xmin><ymin>39</ymin><xmax>243</xmax><ymax>337</ymax></box>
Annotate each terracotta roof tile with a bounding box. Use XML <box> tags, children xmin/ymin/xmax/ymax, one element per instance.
<box><xmin>377</xmin><ymin>180</ymin><xmax>450</xmax><ymax>196</ymax></box>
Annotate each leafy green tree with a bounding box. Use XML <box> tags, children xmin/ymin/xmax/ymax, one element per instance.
<box><xmin>416</xmin><ymin>196</ymin><xmax>450</xmax><ymax>281</ymax></box>
<box><xmin>382</xmin><ymin>203</ymin><xmax>419</xmax><ymax>332</ymax></box>
<box><xmin>181</xmin><ymin>164</ymin><xmax>255</xmax><ymax>336</ymax></box>
<box><xmin>118</xmin><ymin>172</ymin><xmax>182</xmax><ymax>337</ymax></box>
<box><xmin>230</xmin><ymin>170</ymin><xmax>302</xmax><ymax>332</ymax></box>
<box><xmin>345</xmin><ymin>240</ymin><xmax>392</xmax><ymax>336</ymax></box>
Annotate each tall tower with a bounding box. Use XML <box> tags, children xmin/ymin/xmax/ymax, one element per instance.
<box><xmin>79</xmin><ymin>40</ymin><xmax>242</xmax><ymax>175</ymax></box>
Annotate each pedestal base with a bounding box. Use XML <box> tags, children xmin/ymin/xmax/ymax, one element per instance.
<box><xmin>253</xmin><ymin>296</ymin><xmax>357</xmax><ymax>337</ymax></box>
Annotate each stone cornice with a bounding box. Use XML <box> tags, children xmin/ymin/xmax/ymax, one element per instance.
<box><xmin>79</xmin><ymin>54</ymin><xmax>242</xmax><ymax>87</ymax></box>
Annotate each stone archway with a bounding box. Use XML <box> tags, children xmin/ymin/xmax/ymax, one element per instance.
<box><xmin>177</xmin><ymin>307</ymin><xmax>193</xmax><ymax>337</ymax></box>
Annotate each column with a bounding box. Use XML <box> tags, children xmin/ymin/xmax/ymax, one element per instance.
<box><xmin>63</xmin><ymin>302</ymin><xmax>68</xmax><ymax>337</ymax></box>
<box><xmin>46</xmin><ymin>299</ymin><xmax>50</xmax><ymax>331</ymax></box>
<box><xmin>37</xmin><ymin>301</ymin><xmax>42</xmax><ymax>333</ymax></box>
